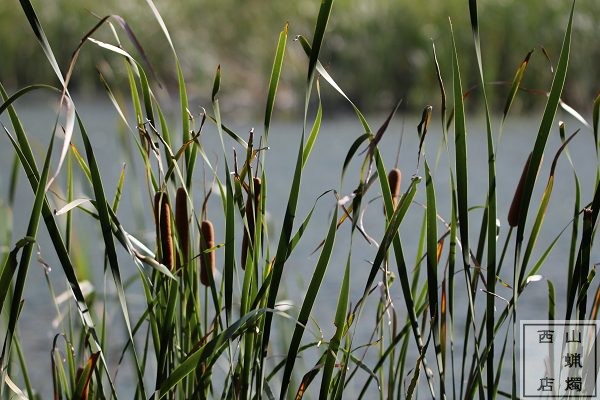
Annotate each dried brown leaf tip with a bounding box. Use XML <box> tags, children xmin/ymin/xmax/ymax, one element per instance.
<box><xmin>154</xmin><ymin>191</ymin><xmax>174</xmax><ymax>271</ymax></box>
<box><xmin>507</xmin><ymin>153</ymin><xmax>542</xmax><ymax>227</ymax></box>
<box><xmin>175</xmin><ymin>187</ymin><xmax>189</xmax><ymax>272</ymax></box>
<box><xmin>200</xmin><ymin>220</ymin><xmax>216</xmax><ymax>286</ymax></box>
<box><xmin>241</xmin><ymin>177</ymin><xmax>261</xmax><ymax>270</ymax></box>
<box><xmin>387</xmin><ymin>168</ymin><xmax>402</xmax><ymax>210</ymax></box>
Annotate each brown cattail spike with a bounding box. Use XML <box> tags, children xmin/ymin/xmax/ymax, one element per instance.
<box><xmin>241</xmin><ymin>177</ymin><xmax>262</xmax><ymax>269</ymax></box>
<box><xmin>387</xmin><ymin>168</ymin><xmax>402</xmax><ymax>210</ymax></box>
<box><xmin>508</xmin><ymin>153</ymin><xmax>543</xmax><ymax>227</ymax></box>
<box><xmin>200</xmin><ymin>220</ymin><xmax>215</xmax><ymax>286</ymax></box>
<box><xmin>175</xmin><ymin>187</ymin><xmax>189</xmax><ymax>273</ymax></box>
<box><xmin>154</xmin><ymin>191</ymin><xmax>174</xmax><ymax>271</ymax></box>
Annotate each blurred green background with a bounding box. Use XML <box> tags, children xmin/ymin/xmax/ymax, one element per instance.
<box><xmin>1</xmin><ymin>0</ymin><xmax>598</xmax><ymax>115</ymax></box>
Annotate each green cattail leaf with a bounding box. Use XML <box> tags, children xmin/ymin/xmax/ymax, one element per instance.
<box><xmin>78</xmin><ymin>115</ymin><xmax>146</xmax><ymax>395</ymax></box>
<box><xmin>260</xmin><ymin>3</ymin><xmax>337</xmax><ymax>380</ymax></box>
<box><xmin>319</xmin><ymin>252</ymin><xmax>349</xmax><ymax>398</ymax></box>
<box><xmin>568</xmin><ymin>175</ymin><xmax>581</xmax><ymax>293</ymax></box>
<box><xmin>356</xmin><ymin>326</ymin><xmax>410</xmax><ymax>398</ymax></box>
<box><xmin>524</xmin><ymin>219</ymin><xmax>570</xmax><ymax>284</ymax></box>
<box><xmin>516</xmin><ymin>1</ymin><xmax>575</xmax><ymax>246</ymax></box>
<box><xmin>112</xmin><ymin>163</ymin><xmax>126</xmax><ymax>212</ymax></box>
<box><xmin>261</xmin><ymin>123</ymin><xmax>304</xmax><ymax>377</ymax></box>
<box><xmin>0</xmin><ymin>82</ymin><xmax>117</xmax><ymax>395</ymax></box>
<box><xmin>302</xmin><ymin>80</ymin><xmax>323</xmax><ymax>167</ymax></box>
<box><xmin>3</xmin><ymin>129</ymin><xmax>54</xmax><ymax>371</ymax></box>
<box><xmin>519</xmin><ymin>129</ymin><xmax>579</xmax><ymax>286</ymax></box>
<box><xmin>342</xmin><ymin>133</ymin><xmax>370</xmax><ymax>182</ymax></box>
<box><xmin>307</xmin><ymin>0</ymin><xmax>334</xmax><ymax>86</ymax></box>
<box><xmin>450</xmin><ymin>21</ymin><xmax>470</xmax><ymax>272</ymax></box>
<box><xmin>17</xmin><ymin>0</ymin><xmax>65</xmax><ymax>87</ymax></box>
<box><xmin>264</xmin><ymin>23</ymin><xmax>288</xmax><ymax>140</ymax></box>
<box><xmin>297</xmin><ymin>35</ymin><xmax>370</xmax><ymax>134</ymax></box>
<box><xmin>424</xmin><ymin>160</ymin><xmax>445</xmax><ymax>396</ymax></box>
<box><xmin>0</xmin><ymin>235</ymin><xmax>35</xmax><ymax>315</ymax></box>
<box><xmin>502</xmin><ymin>50</ymin><xmax>534</xmax><ymax>124</ymax></box>
<box><xmin>287</xmin><ymin>190</ymin><xmax>332</xmax><ymax>259</ymax></box>
<box><xmin>548</xmin><ymin>280</ymin><xmax>556</xmax><ymax>320</ymax></box>
<box><xmin>432</xmin><ymin>42</ymin><xmax>447</xmax><ymax>146</ymax></box>
<box><xmin>156</xmin><ymin>308</ymin><xmax>268</xmax><ymax>398</ymax></box>
<box><xmin>375</xmin><ymin>150</ymin><xmax>435</xmax><ymax>396</ymax></box>
<box><xmin>211</xmin><ymin>78</ymin><xmax>235</xmax><ymax>322</ymax></box>
<box><xmin>281</xmin><ymin>202</ymin><xmax>338</xmax><ymax>398</ymax></box>
<box><xmin>567</xmin><ymin>176</ymin><xmax>600</xmax><ymax>320</ymax></box>
<box><xmin>590</xmin><ymin>284</ymin><xmax>600</xmax><ymax>320</ymax></box>
<box><xmin>417</xmin><ymin>106</ymin><xmax>432</xmax><ymax>168</ymax></box>
<box><xmin>593</xmin><ymin>93</ymin><xmax>600</xmax><ymax>153</ymax></box>
<box><xmin>212</xmin><ymin>65</ymin><xmax>221</xmax><ymax>102</ymax></box>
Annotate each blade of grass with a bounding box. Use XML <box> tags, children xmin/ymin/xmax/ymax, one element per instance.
<box><xmin>261</xmin><ymin>2</ymin><xmax>335</xmax><ymax>391</ymax></box>
<box><xmin>450</xmin><ymin>20</ymin><xmax>470</xmax><ymax>279</ymax></box>
<box><xmin>502</xmin><ymin>50</ymin><xmax>534</xmax><ymax>126</ymax></box>
<box><xmin>17</xmin><ymin>0</ymin><xmax>66</xmax><ymax>88</ymax></box>
<box><xmin>593</xmin><ymin>93</ymin><xmax>600</xmax><ymax>155</ymax></box>
<box><xmin>264</xmin><ymin>23</ymin><xmax>288</xmax><ymax>141</ymax></box>
<box><xmin>319</xmin><ymin>252</ymin><xmax>349</xmax><ymax>399</ymax></box>
<box><xmin>156</xmin><ymin>308</ymin><xmax>269</xmax><ymax>398</ymax></box>
<box><xmin>515</xmin><ymin>0</ymin><xmax>574</xmax><ymax>256</ymax></box>
<box><xmin>1</xmin><ymin>129</ymin><xmax>54</xmax><ymax>376</ymax></box>
<box><xmin>78</xmin><ymin>114</ymin><xmax>147</xmax><ymax>395</ymax></box>
<box><xmin>307</xmin><ymin>0</ymin><xmax>334</xmax><ymax>86</ymax></box>
<box><xmin>450</xmin><ymin>19</ymin><xmax>486</xmax><ymax>397</ymax></box>
<box><xmin>280</xmin><ymin>202</ymin><xmax>338</xmax><ymax>399</ymax></box>
<box><xmin>1</xmin><ymin>85</ymin><xmax>117</xmax><ymax>398</ymax></box>
<box><xmin>0</xmin><ymin>236</ymin><xmax>35</xmax><ymax>315</ymax></box>
<box><xmin>374</xmin><ymin>150</ymin><xmax>436</xmax><ymax>396</ymax></box>
<box><xmin>424</xmin><ymin>159</ymin><xmax>445</xmax><ymax>397</ymax></box>
<box><xmin>519</xmin><ymin>129</ymin><xmax>580</xmax><ymax>286</ymax></box>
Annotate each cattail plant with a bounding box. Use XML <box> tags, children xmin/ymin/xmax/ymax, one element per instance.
<box><xmin>241</xmin><ymin>177</ymin><xmax>261</xmax><ymax>269</ymax></box>
<box><xmin>387</xmin><ymin>168</ymin><xmax>402</xmax><ymax>210</ymax></box>
<box><xmin>200</xmin><ymin>220</ymin><xmax>215</xmax><ymax>286</ymax></box>
<box><xmin>154</xmin><ymin>191</ymin><xmax>174</xmax><ymax>271</ymax></box>
<box><xmin>507</xmin><ymin>153</ymin><xmax>542</xmax><ymax>227</ymax></box>
<box><xmin>175</xmin><ymin>187</ymin><xmax>189</xmax><ymax>273</ymax></box>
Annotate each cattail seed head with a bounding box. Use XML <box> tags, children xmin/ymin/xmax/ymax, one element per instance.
<box><xmin>200</xmin><ymin>220</ymin><xmax>215</xmax><ymax>286</ymax></box>
<box><xmin>154</xmin><ymin>191</ymin><xmax>174</xmax><ymax>271</ymax></box>
<box><xmin>175</xmin><ymin>187</ymin><xmax>189</xmax><ymax>272</ymax></box>
<box><xmin>508</xmin><ymin>153</ymin><xmax>542</xmax><ymax>227</ymax></box>
<box><xmin>387</xmin><ymin>168</ymin><xmax>402</xmax><ymax>209</ymax></box>
<box><xmin>241</xmin><ymin>177</ymin><xmax>261</xmax><ymax>270</ymax></box>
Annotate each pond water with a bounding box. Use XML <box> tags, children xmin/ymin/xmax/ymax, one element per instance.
<box><xmin>0</xmin><ymin>96</ymin><xmax>597</xmax><ymax>397</ymax></box>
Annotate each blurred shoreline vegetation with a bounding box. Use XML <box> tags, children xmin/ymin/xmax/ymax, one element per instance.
<box><xmin>1</xmin><ymin>0</ymin><xmax>598</xmax><ymax>116</ymax></box>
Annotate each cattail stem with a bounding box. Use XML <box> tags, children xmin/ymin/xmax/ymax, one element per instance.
<box><xmin>241</xmin><ymin>177</ymin><xmax>261</xmax><ymax>270</ymax></box>
<box><xmin>200</xmin><ymin>220</ymin><xmax>215</xmax><ymax>286</ymax></box>
<box><xmin>175</xmin><ymin>187</ymin><xmax>189</xmax><ymax>272</ymax></box>
<box><xmin>154</xmin><ymin>191</ymin><xmax>174</xmax><ymax>271</ymax></box>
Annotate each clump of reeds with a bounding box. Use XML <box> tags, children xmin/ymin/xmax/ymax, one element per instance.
<box><xmin>154</xmin><ymin>191</ymin><xmax>174</xmax><ymax>270</ymax></box>
<box><xmin>175</xmin><ymin>187</ymin><xmax>189</xmax><ymax>272</ymax></box>
<box><xmin>200</xmin><ymin>220</ymin><xmax>215</xmax><ymax>286</ymax></box>
<box><xmin>241</xmin><ymin>177</ymin><xmax>261</xmax><ymax>269</ymax></box>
